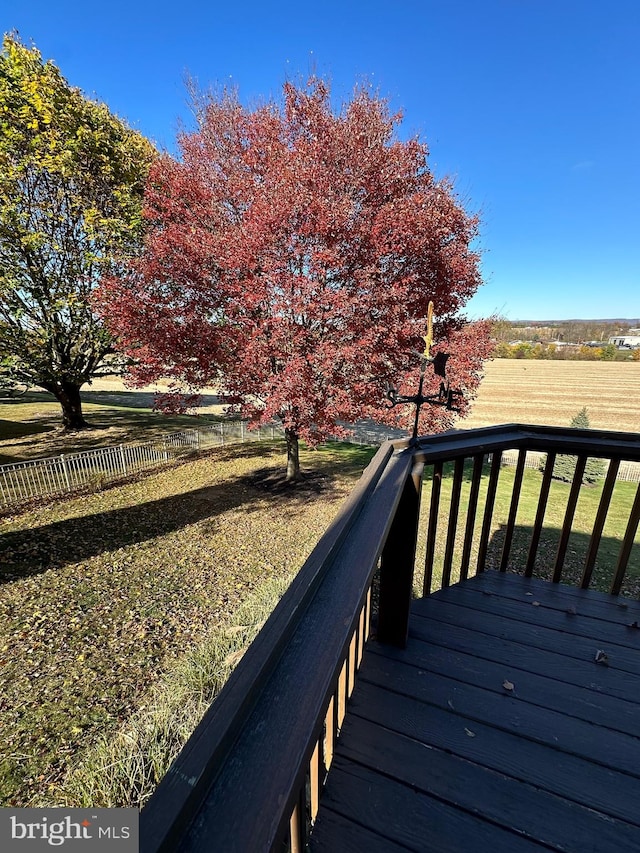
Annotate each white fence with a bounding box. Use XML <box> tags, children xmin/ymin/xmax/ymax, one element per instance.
<box><xmin>3</xmin><ymin>425</ymin><xmax>638</xmax><ymax>512</ymax></box>
<box><xmin>0</xmin><ymin>421</ymin><xmax>284</xmax><ymax>510</ymax></box>
<box><xmin>498</xmin><ymin>449</ymin><xmax>640</xmax><ymax>483</ymax></box>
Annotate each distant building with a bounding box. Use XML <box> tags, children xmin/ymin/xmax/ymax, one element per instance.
<box><xmin>609</xmin><ymin>335</ymin><xmax>640</xmax><ymax>348</ymax></box>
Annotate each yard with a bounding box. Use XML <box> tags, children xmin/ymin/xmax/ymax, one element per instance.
<box><xmin>0</xmin><ymin>440</ymin><xmax>376</xmax><ymax>807</ymax></box>
<box><xmin>0</xmin><ymin>380</ymin><xmax>226</xmax><ymax>465</ymax></box>
<box><xmin>1</xmin><ymin>359</ymin><xmax>639</xmax><ymax>809</ymax></box>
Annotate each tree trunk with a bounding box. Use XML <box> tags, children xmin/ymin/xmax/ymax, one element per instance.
<box><xmin>50</xmin><ymin>382</ymin><xmax>90</xmax><ymax>430</ymax></box>
<box><xmin>285</xmin><ymin>428</ymin><xmax>301</xmax><ymax>481</ymax></box>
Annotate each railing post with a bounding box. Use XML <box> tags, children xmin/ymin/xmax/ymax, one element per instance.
<box><xmin>377</xmin><ymin>461</ymin><xmax>423</xmax><ymax>648</ymax></box>
<box><xmin>60</xmin><ymin>455</ymin><xmax>71</xmax><ymax>492</ymax></box>
<box><xmin>119</xmin><ymin>444</ymin><xmax>127</xmax><ymax>475</ymax></box>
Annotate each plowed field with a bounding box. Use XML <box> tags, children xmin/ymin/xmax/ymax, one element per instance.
<box><xmin>464</xmin><ymin>360</ymin><xmax>640</xmax><ymax>433</ymax></box>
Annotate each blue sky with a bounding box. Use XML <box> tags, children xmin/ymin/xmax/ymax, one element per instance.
<box><xmin>3</xmin><ymin>0</ymin><xmax>638</xmax><ymax>321</ymax></box>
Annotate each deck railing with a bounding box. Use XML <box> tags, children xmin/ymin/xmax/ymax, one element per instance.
<box><xmin>140</xmin><ymin>424</ymin><xmax>640</xmax><ymax>852</ymax></box>
<box><xmin>412</xmin><ymin>424</ymin><xmax>640</xmax><ymax>601</ymax></box>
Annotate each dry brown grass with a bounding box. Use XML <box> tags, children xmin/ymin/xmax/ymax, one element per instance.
<box><xmin>463</xmin><ymin>360</ymin><xmax>640</xmax><ymax>432</ymax></box>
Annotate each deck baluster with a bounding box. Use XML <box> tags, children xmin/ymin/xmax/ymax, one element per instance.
<box><xmin>477</xmin><ymin>451</ymin><xmax>502</xmax><ymax>573</ymax></box>
<box><xmin>288</xmin><ymin>788</ymin><xmax>306</xmax><ymax>853</ymax></box>
<box><xmin>423</xmin><ymin>461</ymin><xmax>443</xmax><ymax>595</ymax></box>
<box><xmin>441</xmin><ymin>457</ymin><xmax>464</xmax><ymax>587</ymax></box>
<box><xmin>552</xmin><ymin>455</ymin><xmax>587</xmax><ymax>583</ymax></box>
<box><xmin>581</xmin><ymin>459</ymin><xmax>620</xmax><ymax>588</ymax></box>
<box><xmin>525</xmin><ymin>451</ymin><xmax>556</xmax><ymax>577</ymax></box>
<box><xmin>323</xmin><ymin>695</ymin><xmax>336</xmax><ymax>774</ymax></box>
<box><xmin>610</xmin><ymin>480</ymin><xmax>640</xmax><ymax>595</ymax></box>
<box><xmin>500</xmin><ymin>449</ymin><xmax>527</xmax><ymax>572</ymax></box>
<box><xmin>460</xmin><ymin>454</ymin><xmax>485</xmax><ymax>582</ymax></box>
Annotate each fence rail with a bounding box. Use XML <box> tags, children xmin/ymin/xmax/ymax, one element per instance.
<box><xmin>0</xmin><ymin>421</ymin><xmax>284</xmax><ymax>510</ymax></box>
<box><xmin>498</xmin><ymin>449</ymin><xmax>640</xmax><ymax>482</ymax></box>
<box><xmin>2</xmin><ymin>421</ymin><xmax>638</xmax><ymax>512</ymax></box>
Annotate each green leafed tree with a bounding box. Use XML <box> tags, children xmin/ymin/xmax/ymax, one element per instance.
<box><xmin>542</xmin><ymin>407</ymin><xmax>605</xmax><ymax>484</ymax></box>
<box><xmin>0</xmin><ymin>34</ymin><xmax>155</xmax><ymax>428</ymax></box>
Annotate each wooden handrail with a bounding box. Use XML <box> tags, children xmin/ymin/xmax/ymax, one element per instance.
<box><xmin>140</xmin><ymin>440</ymin><xmax>415</xmax><ymax>852</ymax></box>
<box><xmin>413</xmin><ymin>423</ymin><xmax>640</xmax><ymax>463</ymax></box>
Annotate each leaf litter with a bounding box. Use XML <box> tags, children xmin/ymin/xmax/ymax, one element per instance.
<box><xmin>0</xmin><ymin>441</ymin><xmax>374</xmax><ymax>806</ymax></box>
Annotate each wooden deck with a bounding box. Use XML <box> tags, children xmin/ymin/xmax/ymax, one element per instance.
<box><xmin>139</xmin><ymin>428</ymin><xmax>640</xmax><ymax>853</ymax></box>
<box><xmin>310</xmin><ymin>571</ymin><xmax>640</xmax><ymax>852</ymax></box>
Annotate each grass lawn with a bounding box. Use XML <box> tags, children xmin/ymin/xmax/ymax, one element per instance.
<box><xmin>2</xmin><ymin>377</ymin><xmax>638</xmax><ymax>809</ymax></box>
<box><xmin>0</xmin><ymin>439</ymin><xmax>376</xmax><ymax>807</ymax></box>
<box><xmin>414</xmin><ymin>461</ymin><xmax>640</xmax><ymax>599</ymax></box>
<box><xmin>0</xmin><ymin>390</ymin><xmax>226</xmax><ymax>465</ymax></box>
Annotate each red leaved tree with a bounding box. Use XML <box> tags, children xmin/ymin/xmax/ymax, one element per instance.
<box><xmin>99</xmin><ymin>79</ymin><xmax>492</xmax><ymax>479</ymax></box>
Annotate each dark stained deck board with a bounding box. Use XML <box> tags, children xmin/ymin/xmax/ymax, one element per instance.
<box><xmin>345</xmin><ymin>680</ymin><xmax>640</xmax><ymax>826</ymax></box>
<box><xmin>359</xmin><ymin>654</ymin><xmax>640</xmax><ymax>774</ymax></box>
<box><xmin>309</xmin><ymin>806</ymin><xmax>413</xmax><ymax>853</ymax></box>
<box><xmin>410</xmin><ymin>598</ymin><xmax>640</xmax><ymax>674</ymax></box>
<box><xmin>405</xmin><ymin>611</ymin><xmax>640</xmax><ymax>703</ymax></box>
<box><xmin>367</xmin><ymin>638</ymin><xmax>640</xmax><ymax>737</ymax></box>
<box><xmin>315</xmin><ymin>760</ymin><xmax>552</xmax><ymax>853</ymax></box>
<box><xmin>429</xmin><ymin>582</ymin><xmax>640</xmax><ymax>650</ymax></box>
<box><xmin>467</xmin><ymin>571</ymin><xmax>640</xmax><ymax>624</ymax></box>
<box><xmin>310</xmin><ymin>572</ymin><xmax>640</xmax><ymax>852</ymax></box>
<box><xmin>325</xmin><ymin>718</ymin><xmax>640</xmax><ymax>852</ymax></box>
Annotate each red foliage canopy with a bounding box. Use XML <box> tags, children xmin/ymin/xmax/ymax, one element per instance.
<box><xmin>99</xmin><ymin>79</ymin><xmax>492</xmax><ymax>450</ymax></box>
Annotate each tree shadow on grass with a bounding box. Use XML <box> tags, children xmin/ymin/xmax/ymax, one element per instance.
<box><xmin>0</xmin><ymin>452</ymin><xmax>343</xmax><ymax>584</ymax></box>
<box><xmin>486</xmin><ymin>523</ymin><xmax>640</xmax><ymax>597</ymax></box>
<box><xmin>80</xmin><ymin>387</ymin><xmax>223</xmax><ymax>411</ymax></box>
<box><xmin>0</xmin><ymin>418</ymin><xmax>54</xmax><ymax>441</ymax></box>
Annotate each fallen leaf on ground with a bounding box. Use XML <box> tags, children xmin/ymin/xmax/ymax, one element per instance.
<box><xmin>531</xmin><ymin>601</ymin><xmax>541</xmax><ymax>607</ymax></box>
<box><xmin>502</xmin><ymin>679</ymin><xmax>514</xmax><ymax>691</ymax></box>
<box><xmin>224</xmin><ymin>648</ymin><xmax>246</xmax><ymax>668</ymax></box>
<box><xmin>594</xmin><ymin>649</ymin><xmax>609</xmax><ymax>666</ymax></box>
<box><xmin>464</xmin><ymin>728</ymin><xmax>476</xmax><ymax>738</ymax></box>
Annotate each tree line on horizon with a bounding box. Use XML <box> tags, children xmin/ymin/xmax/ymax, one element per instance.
<box><xmin>0</xmin><ymin>34</ymin><xmax>494</xmax><ymax>479</ymax></box>
<box><xmin>493</xmin><ymin>341</ymin><xmax>640</xmax><ymax>361</ymax></box>
<box><xmin>491</xmin><ymin>318</ymin><xmax>640</xmax><ymax>361</ymax></box>
<box><xmin>492</xmin><ymin>318</ymin><xmax>638</xmax><ymax>344</ymax></box>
